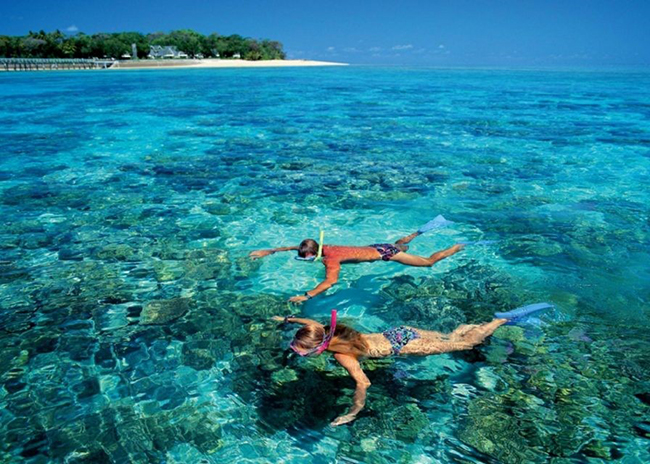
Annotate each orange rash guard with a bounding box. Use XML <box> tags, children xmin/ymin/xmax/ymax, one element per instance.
<box><xmin>323</xmin><ymin>245</ymin><xmax>381</xmax><ymax>274</ymax></box>
<box><xmin>310</xmin><ymin>245</ymin><xmax>384</xmax><ymax>294</ymax></box>
<box><xmin>321</xmin><ymin>245</ymin><xmax>382</xmax><ymax>264</ymax></box>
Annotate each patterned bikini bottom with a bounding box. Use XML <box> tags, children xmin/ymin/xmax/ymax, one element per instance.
<box><xmin>369</xmin><ymin>243</ymin><xmax>402</xmax><ymax>261</ymax></box>
<box><xmin>382</xmin><ymin>326</ymin><xmax>421</xmax><ymax>355</ymax></box>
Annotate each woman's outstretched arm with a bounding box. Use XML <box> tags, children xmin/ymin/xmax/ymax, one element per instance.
<box><xmin>250</xmin><ymin>245</ymin><xmax>299</xmax><ymax>259</ymax></box>
<box><xmin>271</xmin><ymin>316</ymin><xmax>323</xmax><ymax>328</ymax></box>
<box><xmin>331</xmin><ymin>353</ymin><xmax>371</xmax><ymax>426</ymax></box>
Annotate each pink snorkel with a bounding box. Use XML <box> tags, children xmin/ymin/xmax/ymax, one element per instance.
<box><xmin>290</xmin><ymin>309</ymin><xmax>337</xmax><ymax>356</ymax></box>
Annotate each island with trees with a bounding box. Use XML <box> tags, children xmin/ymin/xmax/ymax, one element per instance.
<box><xmin>0</xmin><ymin>29</ymin><xmax>286</xmax><ymax>61</ymax></box>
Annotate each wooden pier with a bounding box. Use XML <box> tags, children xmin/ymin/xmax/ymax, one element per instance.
<box><xmin>1</xmin><ymin>58</ymin><xmax>116</xmax><ymax>72</ymax></box>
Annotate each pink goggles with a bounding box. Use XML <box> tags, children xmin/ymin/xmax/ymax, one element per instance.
<box><xmin>290</xmin><ymin>309</ymin><xmax>337</xmax><ymax>356</ymax></box>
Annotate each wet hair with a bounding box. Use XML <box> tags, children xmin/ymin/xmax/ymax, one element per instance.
<box><xmin>298</xmin><ymin>239</ymin><xmax>319</xmax><ymax>258</ymax></box>
<box><xmin>292</xmin><ymin>323</ymin><xmax>369</xmax><ymax>357</ymax></box>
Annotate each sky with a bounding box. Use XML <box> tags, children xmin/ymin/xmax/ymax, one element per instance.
<box><xmin>1</xmin><ymin>0</ymin><xmax>649</xmax><ymax>66</ymax></box>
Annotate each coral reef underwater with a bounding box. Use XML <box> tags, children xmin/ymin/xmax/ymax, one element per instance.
<box><xmin>1</xmin><ymin>67</ymin><xmax>649</xmax><ymax>462</ymax></box>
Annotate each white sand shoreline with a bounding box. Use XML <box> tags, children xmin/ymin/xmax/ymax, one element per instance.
<box><xmin>110</xmin><ymin>59</ymin><xmax>348</xmax><ymax>70</ymax></box>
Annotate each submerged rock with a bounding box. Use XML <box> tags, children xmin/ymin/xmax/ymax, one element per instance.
<box><xmin>153</xmin><ymin>261</ymin><xmax>185</xmax><ymax>282</ymax></box>
<box><xmin>0</xmin><ymin>262</ymin><xmax>30</xmax><ymax>284</ymax></box>
<box><xmin>58</xmin><ymin>247</ymin><xmax>85</xmax><ymax>261</ymax></box>
<box><xmin>271</xmin><ymin>368</ymin><xmax>299</xmax><ymax>385</ymax></box>
<box><xmin>475</xmin><ymin>366</ymin><xmax>504</xmax><ymax>391</ymax></box>
<box><xmin>635</xmin><ymin>392</ymin><xmax>650</xmax><ymax>406</ymax></box>
<box><xmin>397</xmin><ymin>297</ymin><xmax>465</xmax><ymax>332</ymax></box>
<box><xmin>502</xmin><ymin>235</ymin><xmax>564</xmax><ymax>259</ymax></box>
<box><xmin>204</xmin><ymin>202</ymin><xmax>231</xmax><ymax>216</ymax></box>
<box><xmin>384</xmin><ymin>403</ymin><xmax>429</xmax><ymax>443</ymax></box>
<box><xmin>96</xmin><ymin>244</ymin><xmax>136</xmax><ymax>261</ymax></box>
<box><xmin>64</xmin><ymin>449</ymin><xmax>112</xmax><ymax>464</ymax></box>
<box><xmin>20</xmin><ymin>232</ymin><xmax>52</xmax><ymax>249</ymax></box>
<box><xmin>271</xmin><ymin>211</ymin><xmax>301</xmax><ymax>226</ymax></box>
<box><xmin>377</xmin><ymin>261</ymin><xmax>531</xmax><ymax>328</ymax></box>
<box><xmin>140</xmin><ymin>298</ymin><xmax>191</xmax><ymax>325</ymax></box>
<box><xmin>380</xmin><ymin>274</ymin><xmax>426</xmax><ymax>302</ymax></box>
<box><xmin>180</xmin><ymin>340</ymin><xmax>229</xmax><ymax>371</ymax></box>
<box><xmin>633</xmin><ymin>422</ymin><xmax>650</xmax><ymax>438</ymax></box>
<box><xmin>232</xmin><ymin>256</ymin><xmax>262</xmax><ymax>280</ymax></box>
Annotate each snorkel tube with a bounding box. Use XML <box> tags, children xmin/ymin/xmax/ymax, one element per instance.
<box><xmin>317</xmin><ymin>229</ymin><xmax>324</xmax><ymax>259</ymax></box>
<box><xmin>294</xmin><ymin>230</ymin><xmax>325</xmax><ymax>262</ymax></box>
<box><xmin>290</xmin><ymin>309</ymin><xmax>337</xmax><ymax>356</ymax></box>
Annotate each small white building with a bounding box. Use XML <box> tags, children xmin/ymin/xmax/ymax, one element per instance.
<box><xmin>233</xmin><ymin>52</ymin><xmax>241</xmax><ymax>59</ymax></box>
<box><xmin>148</xmin><ymin>45</ymin><xmax>189</xmax><ymax>59</ymax></box>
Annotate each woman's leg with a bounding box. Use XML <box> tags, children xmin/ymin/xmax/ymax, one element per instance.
<box><xmin>452</xmin><ymin>319</ymin><xmax>507</xmax><ymax>345</ymax></box>
<box><xmin>407</xmin><ymin>324</ymin><xmax>486</xmax><ymax>340</ymax></box>
<box><xmin>449</xmin><ymin>324</ymin><xmax>478</xmax><ymax>339</ymax></box>
<box><xmin>389</xmin><ymin>244</ymin><xmax>465</xmax><ymax>267</ymax></box>
<box><xmin>400</xmin><ymin>319</ymin><xmax>507</xmax><ymax>355</ymax></box>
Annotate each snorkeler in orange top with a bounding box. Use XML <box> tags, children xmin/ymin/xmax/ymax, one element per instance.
<box><xmin>249</xmin><ymin>216</ymin><xmax>465</xmax><ymax>304</ymax></box>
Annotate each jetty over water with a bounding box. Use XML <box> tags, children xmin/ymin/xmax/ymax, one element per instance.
<box><xmin>1</xmin><ymin>58</ymin><xmax>116</xmax><ymax>71</ymax></box>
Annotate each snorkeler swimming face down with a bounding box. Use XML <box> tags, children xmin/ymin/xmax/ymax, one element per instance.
<box><xmin>298</xmin><ymin>239</ymin><xmax>319</xmax><ymax>259</ymax></box>
<box><xmin>248</xmin><ymin>217</ymin><xmax>465</xmax><ymax>304</ymax></box>
<box><xmin>276</xmin><ymin>307</ymin><xmax>551</xmax><ymax>426</ymax></box>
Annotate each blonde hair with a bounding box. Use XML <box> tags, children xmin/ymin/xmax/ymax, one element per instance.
<box><xmin>292</xmin><ymin>323</ymin><xmax>368</xmax><ymax>357</ymax></box>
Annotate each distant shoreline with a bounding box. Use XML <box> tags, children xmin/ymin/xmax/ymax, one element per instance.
<box><xmin>111</xmin><ymin>59</ymin><xmax>348</xmax><ymax>70</ymax></box>
<box><xmin>0</xmin><ymin>58</ymin><xmax>348</xmax><ymax>72</ymax></box>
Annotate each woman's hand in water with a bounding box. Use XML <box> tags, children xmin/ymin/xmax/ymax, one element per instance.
<box><xmin>289</xmin><ymin>295</ymin><xmax>308</xmax><ymax>304</ymax></box>
<box><xmin>330</xmin><ymin>413</ymin><xmax>357</xmax><ymax>427</ymax></box>
<box><xmin>249</xmin><ymin>249</ymin><xmax>273</xmax><ymax>260</ymax></box>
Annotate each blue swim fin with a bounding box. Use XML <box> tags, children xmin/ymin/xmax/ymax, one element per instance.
<box><xmin>418</xmin><ymin>215</ymin><xmax>453</xmax><ymax>234</ymax></box>
<box><xmin>495</xmin><ymin>302</ymin><xmax>553</xmax><ymax>323</ymax></box>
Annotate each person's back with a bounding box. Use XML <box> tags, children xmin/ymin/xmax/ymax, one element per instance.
<box><xmin>321</xmin><ymin>244</ymin><xmax>383</xmax><ymax>263</ymax></box>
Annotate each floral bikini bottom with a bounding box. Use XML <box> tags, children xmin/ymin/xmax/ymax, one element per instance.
<box><xmin>382</xmin><ymin>326</ymin><xmax>421</xmax><ymax>355</ymax></box>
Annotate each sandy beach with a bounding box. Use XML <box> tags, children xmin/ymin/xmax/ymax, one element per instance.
<box><xmin>110</xmin><ymin>58</ymin><xmax>347</xmax><ymax>70</ymax></box>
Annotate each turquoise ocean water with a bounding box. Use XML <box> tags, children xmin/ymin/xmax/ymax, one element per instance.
<box><xmin>1</xmin><ymin>67</ymin><xmax>649</xmax><ymax>463</ymax></box>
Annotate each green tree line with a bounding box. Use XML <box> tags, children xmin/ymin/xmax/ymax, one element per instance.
<box><xmin>0</xmin><ymin>29</ymin><xmax>285</xmax><ymax>60</ymax></box>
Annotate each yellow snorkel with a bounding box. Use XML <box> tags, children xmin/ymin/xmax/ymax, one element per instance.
<box><xmin>294</xmin><ymin>229</ymin><xmax>325</xmax><ymax>262</ymax></box>
<box><xmin>315</xmin><ymin>229</ymin><xmax>324</xmax><ymax>261</ymax></box>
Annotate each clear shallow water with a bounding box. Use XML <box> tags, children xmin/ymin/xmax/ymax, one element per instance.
<box><xmin>1</xmin><ymin>66</ymin><xmax>649</xmax><ymax>463</ymax></box>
